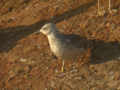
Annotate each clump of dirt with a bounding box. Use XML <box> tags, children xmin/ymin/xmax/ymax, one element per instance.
<box><xmin>0</xmin><ymin>0</ymin><xmax>120</xmax><ymax>90</ymax></box>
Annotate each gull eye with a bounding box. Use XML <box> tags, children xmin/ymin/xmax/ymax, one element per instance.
<box><xmin>43</xmin><ymin>27</ymin><xmax>47</xmax><ymax>30</ymax></box>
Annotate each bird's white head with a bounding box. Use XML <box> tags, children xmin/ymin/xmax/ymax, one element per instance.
<box><xmin>40</xmin><ymin>23</ymin><xmax>57</xmax><ymax>35</ymax></box>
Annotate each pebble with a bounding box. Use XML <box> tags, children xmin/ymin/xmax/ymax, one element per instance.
<box><xmin>20</xmin><ymin>58</ymin><xmax>27</xmax><ymax>62</ymax></box>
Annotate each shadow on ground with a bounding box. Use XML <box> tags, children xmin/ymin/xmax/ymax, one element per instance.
<box><xmin>91</xmin><ymin>40</ymin><xmax>120</xmax><ymax>64</ymax></box>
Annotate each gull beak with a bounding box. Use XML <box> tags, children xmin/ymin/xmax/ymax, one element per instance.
<box><xmin>34</xmin><ymin>30</ymin><xmax>41</xmax><ymax>35</ymax></box>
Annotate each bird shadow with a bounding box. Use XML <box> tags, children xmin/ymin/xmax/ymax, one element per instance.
<box><xmin>91</xmin><ymin>40</ymin><xmax>120</xmax><ymax>64</ymax></box>
<box><xmin>52</xmin><ymin>34</ymin><xmax>120</xmax><ymax>64</ymax></box>
<box><xmin>0</xmin><ymin>20</ymin><xmax>47</xmax><ymax>52</ymax></box>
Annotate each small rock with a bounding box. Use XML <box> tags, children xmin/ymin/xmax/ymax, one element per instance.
<box><xmin>45</xmin><ymin>88</ymin><xmax>48</xmax><ymax>90</ymax></box>
<box><xmin>50</xmin><ymin>80</ymin><xmax>56</xmax><ymax>88</ymax></box>
<box><xmin>8</xmin><ymin>70</ymin><xmax>17</xmax><ymax>80</ymax></box>
<box><xmin>74</xmin><ymin>76</ymin><xmax>83</xmax><ymax>80</ymax></box>
<box><xmin>107</xmin><ymin>81</ymin><xmax>118</xmax><ymax>87</ymax></box>
<box><xmin>54</xmin><ymin>68</ymin><xmax>59</xmax><ymax>73</ymax></box>
<box><xmin>92</xmin><ymin>87</ymin><xmax>98</xmax><ymax>90</ymax></box>
<box><xmin>24</xmin><ymin>66</ymin><xmax>31</xmax><ymax>72</ymax></box>
<box><xmin>109</xmin><ymin>71</ymin><xmax>115</xmax><ymax>80</ymax></box>
<box><xmin>109</xmin><ymin>9</ymin><xmax>118</xmax><ymax>15</ymax></box>
<box><xmin>106</xmin><ymin>22</ymin><xmax>111</xmax><ymax>27</ymax></box>
<box><xmin>114</xmin><ymin>72</ymin><xmax>120</xmax><ymax>80</ymax></box>
<box><xmin>111</xmin><ymin>23</ymin><xmax>116</xmax><ymax>30</ymax></box>
<box><xmin>70</xmin><ymin>68</ymin><xmax>78</xmax><ymax>73</ymax></box>
<box><xmin>20</xmin><ymin>58</ymin><xmax>27</xmax><ymax>62</ymax></box>
<box><xmin>117</xmin><ymin>86</ymin><xmax>120</xmax><ymax>90</ymax></box>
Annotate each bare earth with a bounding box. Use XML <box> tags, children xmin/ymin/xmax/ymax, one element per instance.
<box><xmin>0</xmin><ymin>0</ymin><xmax>120</xmax><ymax>90</ymax></box>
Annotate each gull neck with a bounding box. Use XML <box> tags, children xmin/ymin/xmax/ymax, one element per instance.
<box><xmin>47</xmin><ymin>28</ymin><xmax>60</xmax><ymax>38</ymax></box>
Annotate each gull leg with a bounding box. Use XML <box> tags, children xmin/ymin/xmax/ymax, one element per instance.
<box><xmin>61</xmin><ymin>59</ymin><xmax>65</xmax><ymax>72</ymax></box>
<box><xmin>98</xmin><ymin>0</ymin><xmax>100</xmax><ymax>13</ymax></box>
<box><xmin>108</xmin><ymin>0</ymin><xmax>111</xmax><ymax>12</ymax></box>
<box><xmin>97</xmin><ymin>0</ymin><xmax>102</xmax><ymax>16</ymax></box>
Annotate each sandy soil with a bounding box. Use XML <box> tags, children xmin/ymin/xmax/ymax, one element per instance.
<box><xmin>0</xmin><ymin>0</ymin><xmax>120</xmax><ymax>90</ymax></box>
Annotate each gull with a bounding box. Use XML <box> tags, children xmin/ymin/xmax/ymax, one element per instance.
<box><xmin>37</xmin><ymin>23</ymin><xmax>91</xmax><ymax>72</ymax></box>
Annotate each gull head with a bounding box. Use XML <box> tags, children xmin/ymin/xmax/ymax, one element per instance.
<box><xmin>40</xmin><ymin>23</ymin><xmax>57</xmax><ymax>35</ymax></box>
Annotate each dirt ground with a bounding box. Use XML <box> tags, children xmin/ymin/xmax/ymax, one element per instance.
<box><xmin>0</xmin><ymin>0</ymin><xmax>120</xmax><ymax>90</ymax></box>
